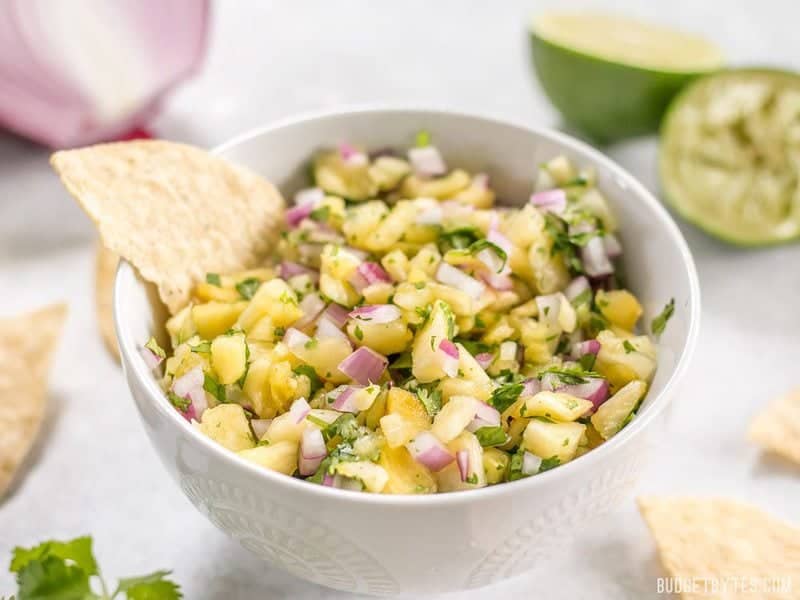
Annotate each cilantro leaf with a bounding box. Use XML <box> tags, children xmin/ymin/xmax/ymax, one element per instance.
<box><xmin>167</xmin><ymin>392</ymin><xmax>191</xmax><ymax>413</ymax></box>
<box><xmin>189</xmin><ymin>341</ymin><xmax>211</xmax><ymax>354</ymax></box>
<box><xmin>415</xmin><ymin>129</ymin><xmax>431</xmax><ymax>147</ymax></box>
<box><xmin>417</xmin><ymin>387</ymin><xmax>442</xmax><ymax>417</ymax></box>
<box><xmin>322</xmin><ymin>414</ymin><xmax>360</xmax><ymax>443</ymax></box>
<box><xmin>11</xmin><ymin>537</ymin><xmax>98</xmax><ymax>576</ymax></box>
<box><xmin>388</xmin><ymin>352</ymin><xmax>412</xmax><ymax>370</ymax></box>
<box><xmin>570</xmin><ymin>288</ymin><xmax>592</xmax><ymax>307</ymax></box>
<box><xmin>578</xmin><ymin>352</ymin><xmax>597</xmax><ymax>371</ymax></box>
<box><xmin>538</xmin><ymin>366</ymin><xmax>601</xmax><ymax>386</ymax></box>
<box><xmin>538</xmin><ymin>455</ymin><xmax>561</xmax><ymax>472</ymax></box>
<box><xmin>115</xmin><ymin>571</ymin><xmax>181</xmax><ymax>600</ymax></box>
<box><xmin>488</xmin><ymin>382</ymin><xmax>524</xmax><ymax>413</ymax></box>
<box><xmin>309</xmin><ymin>205</ymin><xmax>330</xmax><ymax>222</ymax></box>
<box><xmin>293</xmin><ymin>365</ymin><xmax>322</xmax><ymax>397</ymax></box>
<box><xmin>15</xmin><ymin>556</ymin><xmax>93</xmax><ymax>600</ymax></box>
<box><xmin>439</xmin><ymin>226</ymin><xmax>480</xmax><ymax>251</ymax></box>
<box><xmin>623</xmin><ymin>339</ymin><xmax>636</xmax><ymax>354</ymax></box>
<box><xmin>205</xmin><ymin>273</ymin><xmax>221</xmax><ymax>286</ymax></box>
<box><xmin>507</xmin><ymin>448</ymin><xmax>528</xmax><ymax>482</ymax></box>
<box><xmin>144</xmin><ymin>337</ymin><xmax>166</xmax><ymax>359</ymax></box>
<box><xmin>203</xmin><ymin>373</ymin><xmax>226</xmax><ymax>403</ymax></box>
<box><xmin>235</xmin><ymin>278</ymin><xmax>261</xmax><ymax>300</ymax></box>
<box><xmin>474</xmin><ymin>426</ymin><xmax>508</xmax><ymax>447</ymax></box>
<box><xmin>651</xmin><ymin>298</ymin><xmax>675</xmax><ymax>336</ymax></box>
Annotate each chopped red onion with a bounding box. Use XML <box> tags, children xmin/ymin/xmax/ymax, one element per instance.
<box><xmin>322</xmin><ymin>303</ymin><xmax>350</xmax><ymax>329</ymax></box>
<box><xmin>530</xmin><ymin>189</ymin><xmax>567</xmax><ymax>214</ymax></box>
<box><xmin>172</xmin><ymin>366</ymin><xmax>204</xmax><ymax>398</ymax></box>
<box><xmin>289</xmin><ymin>397</ymin><xmax>311</xmax><ymax>424</ymax></box>
<box><xmin>476</xmin><ymin>247</ymin><xmax>505</xmax><ymax>274</ymax></box>
<box><xmin>435</xmin><ymin>263</ymin><xmax>485</xmax><ymax>300</ymax></box>
<box><xmin>357</xmin><ymin>262</ymin><xmax>391</xmax><ymax>285</ymax></box>
<box><xmin>337</xmin><ymin>346</ymin><xmax>388</xmax><ymax>385</ymax></box>
<box><xmin>438</xmin><ymin>339</ymin><xmax>460</xmax><ymax>378</ymax></box>
<box><xmin>138</xmin><ymin>346</ymin><xmax>163</xmax><ymax>370</ymax></box>
<box><xmin>564</xmin><ymin>276</ymin><xmax>591</xmax><ymax>302</ymax></box>
<box><xmin>408</xmin><ymin>146</ymin><xmax>446</xmax><ymax>177</ymax></box>
<box><xmin>339</xmin><ymin>143</ymin><xmax>368</xmax><ymax>165</ymax></box>
<box><xmin>475</xmin><ymin>352</ymin><xmax>494</xmax><ymax>370</ymax></box>
<box><xmin>283</xmin><ymin>327</ymin><xmax>311</xmax><ymax>352</ymax></box>
<box><xmin>406</xmin><ymin>432</ymin><xmax>454</xmax><ymax>472</ymax></box>
<box><xmin>188</xmin><ymin>386</ymin><xmax>208</xmax><ymax>419</ymax></box>
<box><xmin>521</xmin><ymin>378</ymin><xmax>541</xmax><ymax>398</ymax></box>
<box><xmin>603</xmin><ymin>233</ymin><xmax>623</xmax><ymax>258</ymax></box>
<box><xmin>479</xmin><ymin>271</ymin><xmax>514</xmax><ymax>291</ymax></box>
<box><xmin>293</xmin><ymin>293</ymin><xmax>326</xmax><ymax>329</ymax></box>
<box><xmin>581</xmin><ymin>237</ymin><xmax>614</xmax><ymax>278</ymax></box>
<box><xmin>474</xmin><ymin>401</ymin><xmax>501</xmax><ymax>426</ymax></box>
<box><xmin>316</xmin><ymin>316</ymin><xmax>349</xmax><ymax>341</ymax></box>
<box><xmin>522</xmin><ymin>452</ymin><xmax>542</xmax><ymax>475</ymax></box>
<box><xmin>322</xmin><ymin>472</ymin><xmax>335</xmax><ymax>486</ymax></box>
<box><xmin>251</xmin><ymin>419</ymin><xmax>272</xmax><ymax>439</ymax></box>
<box><xmin>286</xmin><ymin>203</ymin><xmax>314</xmax><ymax>228</ymax></box>
<box><xmin>559</xmin><ymin>378</ymin><xmax>610</xmax><ymax>412</ymax></box>
<box><xmin>294</xmin><ymin>187</ymin><xmax>325</xmax><ymax>206</ymax></box>
<box><xmin>540</xmin><ymin>372</ymin><xmax>561</xmax><ymax>391</ymax></box>
<box><xmin>299</xmin><ymin>428</ymin><xmax>327</xmax><ymax>476</ymax></box>
<box><xmin>456</xmin><ymin>450</ymin><xmax>470</xmax><ymax>482</ymax></box>
<box><xmin>280</xmin><ymin>261</ymin><xmax>319</xmax><ymax>282</ymax></box>
<box><xmin>536</xmin><ymin>294</ymin><xmax>561</xmax><ymax>326</ymax></box>
<box><xmin>330</xmin><ymin>385</ymin><xmax>360</xmax><ymax>413</ymax></box>
<box><xmin>349</xmin><ymin>304</ymin><xmax>402</xmax><ymax>324</ymax></box>
<box><xmin>571</xmin><ymin>339</ymin><xmax>601</xmax><ymax>359</ymax></box>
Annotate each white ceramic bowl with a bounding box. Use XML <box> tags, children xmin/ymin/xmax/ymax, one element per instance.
<box><xmin>115</xmin><ymin>107</ymin><xmax>700</xmax><ymax>596</ymax></box>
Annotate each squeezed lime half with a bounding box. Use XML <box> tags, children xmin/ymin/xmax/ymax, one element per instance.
<box><xmin>530</xmin><ymin>13</ymin><xmax>724</xmax><ymax>143</ymax></box>
<box><xmin>660</xmin><ymin>69</ymin><xmax>800</xmax><ymax>245</ymax></box>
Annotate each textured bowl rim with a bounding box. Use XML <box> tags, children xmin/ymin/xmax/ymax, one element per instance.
<box><xmin>115</xmin><ymin>104</ymin><xmax>701</xmax><ymax>507</ymax></box>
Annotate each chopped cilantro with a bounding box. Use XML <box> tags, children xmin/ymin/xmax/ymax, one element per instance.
<box><xmin>293</xmin><ymin>365</ymin><xmax>322</xmax><ymax>397</ymax></box>
<box><xmin>309</xmin><ymin>205</ymin><xmax>330</xmax><ymax>222</ymax></box>
<box><xmin>389</xmin><ymin>352</ymin><xmax>413</xmax><ymax>370</ymax></box>
<box><xmin>474</xmin><ymin>426</ymin><xmax>508</xmax><ymax>447</ymax></box>
<box><xmin>465</xmin><ymin>473</ymin><xmax>479</xmax><ymax>484</ymax></box>
<box><xmin>539</xmin><ymin>455</ymin><xmax>561</xmax><ymax>472</ymax></box>
<box><xmin>205</xmin><ymin>272</ymin><xmax>221</xmax><ymax>286</ymax></box>
<box><xmin>189</xmin><ymin>340</ymin><xmax>211</xmax><ymax>354</ymax></box>
<box><xmin>144</xmin><ymin>336</ymin><xmax>166</xmax><ymax>358</ymax></box>
<box><xmin>274</xmin><ymin>326</ymin><xmax>286</xmax><ymax>338</ymax></box>
<box><xmin>417</xmin><ymin>386</ymin><xmax>442</xmax><ymax>416</ymax></box>
<box><xmin>304</xmin><ymin>338</ymin><xmax>318</xmax><ymax>350</ymax></box>
<box><xmin>414</xmin><ymin>305</ymin><xmax>431</xmax><ymax>322</ymax></box>
<box><xmin>623</xmin><ymin>339</ymin><xmax>637</xmax><ymax>354</ymax></box>
<box><xmin>578</xmin><ymin>352</ymin><xmax>597</xmax><ymax>371</ymax></box>
<box><xmin>467</xmin><ymin>239</ymin><xmax>508</xmax><ymax>272</ymax></box>
<box><xmin>507</xmin><ymin>448</ymin><xmax>529</xmax><ymax>481</ymax></box>
<box><xmin>571</xmin><ymin>288</ymin><xmax>592</xmax><ymax>307</ymax></box>
<box><xmin>353</xmin><ymin>324</ymin><xmax>364</xmax><ymax>340</ymax></box>
<box><xmin>305</xmin><ymin>414</ymin><xmax>329</xmax><ymax>428</ymax></box>
<box><xmin>322</xmin><ymin>414</ymin><xmax>360</xmax><ymax>443</ymax></box>
<box><xmin>415</xmin><ymin>129</ymin><xmax>431</xmax><ymax>147</ymax></box>
<box><xmin>439</xmin><ymin>226</ymin><xmax>480</xmax><ymax>251</ymax></box>
<box><xmin>537</xmin><ymin>366</ymin><xmax>600</xmax><ymax>386</ymax></box>
<box><xmin>203</xmin><ymin>373</ymin><xmax>226</xmax><ymax>403</ymax></box>
<box><xmin>651</xmin><ymin>298</ymin><xmax>675</xmax><ymax>336</ymax></box>
<box><xmin>235</xmin><ymin>277</ymin><xmax>261</xmax><ymax>300</ymax></box>
<box><xmin>167</xmin><ymin>391</ymin><xmax>191</xmax><ymax>412</ymax></box>
<box><xmin>488</xmin><ymin>382</ymin><xmax>524</xmax><ymax>413</ymax></box>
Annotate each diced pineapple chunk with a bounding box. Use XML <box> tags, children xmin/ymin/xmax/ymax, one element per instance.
<box><xmin>352</xmin><ymin>384</ymin><xmax>382</xmax><ymax>411</ymax></box>
<box><xmin>360</xmin><ymin>201</ymin><xmax>417</xmax><ymax>253</ymax></box>
<box><xmin>243</xmin><ymin>356</ymin><xmax>275</xmax><ymax>417</ymax></box>
<box><xmin>238</xmin><ymin>441</ymin><xmax>298</xmax><ymax>475</ymax></box>
<box><xmin>265</xmin><ymin>410</ymin><xmax>309</xmax><ymax>444</ymax></box>
<box><xmin>400</xmin><ymin>169</ymin><xmax>471</xmax><ymax>199</ymax></box>
<box><xmin>436</xmin><ymin>431</ymin><xmax>486</xmax><ymax>492</ymax></box>
<box><xmin>523</xmin><ymin>391</ymin><xmax>593</xmax><ymax>422</ymax></box>
<box><xmin>334</xmin><ymin>461</ymin><xmax>389</xmax><ymax>493</ymax></box>
<box><xmin>438</xmin><ymin>378</ymin><xmax>491</xmax><ymax>403</ymax></box>
<box><xmin>381</xmin><ymin>249</ymin><xmax>409</xmax><ymax>282</ymax></box>
<box><xmin>411</xmin><ymin>300</ymin><xmax>455</xmax><ymax>383</ymax></box>
<box><xmin>522</xmin><ymin>419</ymin><xmax>585</xmax><ymax>464</ymax></box>
<box><xmin>237</xmin><ymin>279</ymin><xmax>303</xmax><ymax>331</ymax></box>
<box><xmin>197</xmin><ymin>404</ymin><xmax>255</xmax><ymax>451</ymax></box>
<box><xmin>596</xmin><ymin>289</ymin><xmax>643</xmax><ymax>331</ymax></box>
<box><xmin>428</xmin><ymin>282</ymin><xmax>473</xmax><ymax>316</ymax></box>
<box><xmin>166</xmin><ymin>305</ymin><xmax>196</xmax><ymax>347</ymax></box>
<box><xmin>594</xmin><ymin>330</ymin><xmax>657</xmax><ymax>389</ymax></box>
<box><xmin>455</xmin><ymin>343</ymin><xmax>492</xmax><ymax>385</ymax></box>
<box><xmin>194</xmin><ymin>282</ymin><xmax>241</xmax><ymax>303</ymax></box>
<box><xmin>210</xmin><ymin>333</ymin><xmax>248</xmax><ymax>384</ymax></box>
<box><xmin>591</xmin><ymin>380</ymin><xmax>647</xmax><ymax>440</ymax></box>
<box><xmin>379</xmin><ymin>445</ymin><xmax>437</xmax><ymax>494</ymax></box>
<box><xmin>192</xmin><ymin>301</ymin><xmax>247</xmax><ymax>340</ymax></box>
<box><xmin>368</xmin><ymin>156</ymin><xmax>411</xmax><ymax>191</ymax></box>
<box><xmin>483</xmin><ymin>447</ymin><xmax>510</xmax><ymax>484</ymax></box>
<box><xmin>289</xmin><ymin>337</ymin><xmax>352</xmax><ymax>383</ymax></box>
<box><xmin>380</xmin><ymin>413</ymin><xmax>420</xmax><ymax>448</ymax></box>
<box><xmin>386</xmin><ymin>387</ymin><xmax>430</xmax><ymax>431</ymax></box>
<box><xmin>347</xmin><ymin>319</ymin><xmax>412</xmax><ymax>355</ymax></box>
<box><xmin>432</xmin><ymin>395</ymin><xmax>477</xmax><ymax>443</ymax></box>
<box><xmin>362</xmin><ymin>282</ymin><xmax>394</xmax><ymax>305</ymax></box>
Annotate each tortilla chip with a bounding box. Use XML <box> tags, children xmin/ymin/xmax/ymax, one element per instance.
<box><xmin>748</xmin><ymin>389</ymin><xmax>800</xmax><ymax>466</ymax></box>
<box><xmin>51</xmin><ymin>140</ymin><xmax>285</xmax><ymax>314</ymax></box>
<box><xmin>638</xmin><ymin>497</ymin><xmax>800</xmax><ymax>600</ymax></box>
<box><xmin>0</xmin><ymin>303</ymin><xmax>68</xmax><ymax>497</ymax></box>
<box><xmin>96</xmin><ymin>241</ymin><xmax>120</xmax><ymax>361</ymax></box>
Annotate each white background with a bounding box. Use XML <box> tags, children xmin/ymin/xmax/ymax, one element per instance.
<box><xmin>1</xmin><ymin>1</ymin><xmax>799</xmax><ymax>598</ymax></box>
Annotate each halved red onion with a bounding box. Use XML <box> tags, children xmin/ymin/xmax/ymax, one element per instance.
<box><xmin>294</xmin><ymin>187</ymin><xmax>324</xmax><ymax>206</ymax></box>
<box><xmin>172</xmin><ymin>366</ymin><xmax>204</xmax><ymax>398</ymax></box>
<box><xmin>571</xmin><ymin>339</ymin><xmax>601</xmax><ymax>359</ymax></box>
<box><xmin>299</xmin><ymin>428</ymin><xmax>327</xmax><ymax>476</ymax></box>
<box><xmin>337</xmin><ymin>346</ymin><xmax>388</xmax><ymax>385</ymax></box>
<box><xmin>416</xmin><ymin>203</ymin><xmax>443</xmax><ymax>225</ymax></box>
<box><xmin>322</xmin><ymin>303</ymin><xmax>350</xmax><ymax>329</ymax></box>
<box><xmin>138</xmin><ymin>346</ymin><xmax>163</xmax><ymax>370</ymax></box>
<box><xmin>603</xmin><ymin>233</ymin><xmax>623</xmax><ymax>258</ymax></box>
<box><xmin>316</xmin><ymin>316</ymin><xmax>349</xmax><ymax>341</ymax></box>
<box><xmin>475</xmin><ymin>352</ymin><xmax>494</xmax><ymax>370</ymax></box>
<box><xmin>456</xmin><ymin>450</ymin><xmax>470</xmax><ymax>482</ymax></box>
<box><xmin>530</xmin><ymin>189</ymin><xmax>567</xmax><ymax>214</ymax></box>
<box><xmin>436</xmin><ymin>263</ymin><xmax>485</xmax><ymax>300</ymax></box>
<box><xmin>564</xmin><ymin>276</ymin><xmax>591</xmax><ymax>302</ymax></box>
<box><xmin>535</xmin><ymin>294</ymin><xmax>561</xmax><ymax>326</ymax></box>
<box><xmin>349</xmin><ymin>304</ymin><xmax>401</xmax><ymax>324</ymax></box>
<box><xmin>581</xmin><ymin>237</ymin><xmax>614</xmax><ymax>278</ymax></box>
<box><xmin>522</xmin><ymin>452</ymin><xmax>542</xmax><ymax>476</ymax></box>
<box><xmin>474</xmin><ymin>401</ymin><xmax>501</xmax><ymax>426</ymax></box>
<box><xmin>406</xmin><ymin>432</ymin><xmax>454</xmax><ymax>472</ymax></box>
<box><xmin>286</xmin><ymin>203</ymin><xmax>314</xmax><ymax>228</ymax></box>
<box><xmin>280</xmin><ymin>261</ymin><xmax>320</xmax><ymax>283</ymax></box>
<box><xmin>289</xmin><ymin>397</ymin><xmax>311</xmax><ymax>424</ymax></box>
<box><xmin>438</xmin><ymin>339</ymin><xmax>460</xmax><ymax>378</ymax></box>
<box><xmin>251</xmin><ymin>419</ymin><xmax>272</xmax><ymax>439</ymax></box>
<box><xmin>330</xmin><ymin>385</ymin><xmax>360</xmax><ymax>413</ymax></box>
<box><xmin>521</xmin><ymin>378</ymin><xmax>541</xmax><ymax>398</ymax></box>
<box><xmin>408</xmin><ymin>146</ymin><xmax>446</xmax><ymax>177</ymax></box>
<box><xmin>357</xmin><ymin>262</ymin><xmax>391</xmax><ymax>285</ymax></box>
<box><xmin>293</xmin><ymin>293</ymin><xmax>326</xmax><ymax>329</ymax></box>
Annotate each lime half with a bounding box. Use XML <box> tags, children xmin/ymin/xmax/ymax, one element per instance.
<box><xmin>660</xmin><ymin>69</ymin><xmax>800</xmax><ymax>245</ymax></box>
<box><xmin>530</xmin><ymin>13</ymin><xmax>723</xmax><ymax>143</ymax></box>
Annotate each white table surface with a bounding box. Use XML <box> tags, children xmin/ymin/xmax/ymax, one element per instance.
<box><xmin>2</xmin><ymin>1</ymin><xmax>799</xmax><ymax>598</ymax></box>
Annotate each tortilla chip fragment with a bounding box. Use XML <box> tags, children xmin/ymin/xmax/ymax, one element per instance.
<box><xmin>51</xmin><ymin>140</ymin><xmax>285</xmax><ymax>314</ymax></box>
<box><xmin>638</xmin><ymin>497</ymin><xmax>800</xmax><ymax>600</ymax></box>
<box><xmin>0</xmin><ymin>303</ymin><xmax>68</xmax><ymax>497</ymax></box>
<box><xmin>96</xmin><ymin>241</ymin><xmax>120</xmax><ymax>361</ymax></box>
<box><xmin>748</xmin><ymin>389</ymin><xmax>800</xmax><ymax>466</ymax></box>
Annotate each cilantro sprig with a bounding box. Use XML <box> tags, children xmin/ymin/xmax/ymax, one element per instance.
<box><xmin>651</xmin><ymin>298</ymin><xmax>675</xmax><ymax>337</ymax></box>
<box><xmin>8</xmin><ymin>536</ymin><xmax>180</xmax><ymax>599</ymax></box>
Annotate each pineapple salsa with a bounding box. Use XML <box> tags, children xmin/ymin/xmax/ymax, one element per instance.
<box><xmin>140</xmin><ymin>136</ymin><xmax>671</xmax><ymax>494</ymax></box>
